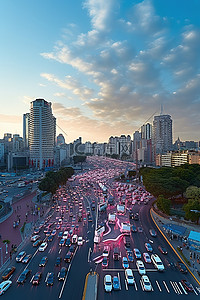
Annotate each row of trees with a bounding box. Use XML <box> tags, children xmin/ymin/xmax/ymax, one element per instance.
<box><xmin>39</xmin><ymin>167</ymin><xmax>74</xmax><ymax>194</ymax></box>
<box><xmin>140</xmin><ymin>164</ymin><xmax>200</xmax><ymax>198</ymax></box>
<box><xmin>183</xmin><ymin>186</ymin><xmax>200</xmax><ymax>223</ymax></box>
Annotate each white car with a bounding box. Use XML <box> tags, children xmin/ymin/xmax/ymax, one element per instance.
<box><xmin>103</xmin><ymin>246</ymin><xmax>110</xmax><ymax>257</ymax></box>
<box><xmin>39</xmin><ymin>242</ymin><xmax>48</xmax><ymax>252</ymax></box>
<box><xmin>136</xmin><ymin>260</ymin><xmax>146</xmax><ymax>275</ymax></box>
<box><xmin>143</xmin><ymin>253</ymin><xmax>151</xmax><ymax>263</ymax></box>
<box><xmin>141</xmin><ymin>275</ymin><xmax>152</xmax><ymax>291</ymax></box>
<box><xmin>0</xmin><ymin>280</ymin><xmax>12</xmax><ymax>295</ymax></box>
<box><xmin>77</xmin><ymin>236</ymin><xmax>83</xmax><ymax>246</ymax></box>
<box><xmin>104</xmin><ymin>274</ymin><xmax>112</xmax><ymax>292</ymax></box>
<box><xmin>125</xmin><ymin>269</ymin><xmax>134</xmax><ymax>285</ymax></box>
<box><xmin>62</xmin><ymin>231</ymin><xmax>68</xmax><ymax>239</ymax></box>
<box><xmin>151</xmin><ymin>254</ymin><xmax>165</xmax><ymax>271</ymax></box>
<box><xmin>31</xmin><ymin>235</ymin><xmax>40</xmax><ymax>242</ymax></box>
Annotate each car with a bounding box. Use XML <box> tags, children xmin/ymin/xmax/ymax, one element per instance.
<box><xmin>151</xmin><ymin>254</ymin><xmax>165</xmax><ymax>271</ymax></box>
<box><xmin>58</xmin><ymin>231</ymin><xmax>63</xmax><ymax>238</ymax></box>
<box><xmin>32</xmin><ymin>272</ymin><xmax>42</xmax><ymax>285</ymax></box>
<box><xmin>102</xmin><ymin>257</ymin><xmax>109</xmax><ymax>268</ymax></box>
<box><xmin>45</xmin><ymin>231</ymin><xmax>51</xmax><ymax>236</ymax></box>
<box><xmin>55</xmin><ymin>257</ymin><xmax>62</xmax><ymax>266</ymax></box>
<box><xmin>103</xmin><ymin>246</ymin><xmax>110</xmax><ymax>257</ymax></box>
<box><xmin>52</xmin><ymin>229</ymin><xmax>56</xmax><ymax>236</ymax></box>
<box><xmin>136</xmin><ymin>260</ymin><xmax>146</xmax><ymax>275</ymax></box>
<box><xmin>78</xmin><ymin>236</ymin><xmax>83</xmax><ymax>246</ymax></box>
<box><xmin>34</xmin><ymin>228</ymin><xmax>40</xmax><ymax>234</ymax></box>
<box><xmin>180</xmin><ymin>279</ymin><xmax>194</xmax><ymax>292</ymax></box>
<box><xmin>122</xmin><ymin>257</ymin><xmax>129</xmax><ymax>269</ymax></box>
<box><xmin>113</xmin><ymin>247</ymin><xmax>120</xmax><ymax>261</ymax></box>
<box><xmin>127</xmin><ymin>250</ymin><xmax>134</xmax><ymax>262</ymax></box>
<box><xmin>64</xmin><ymin>251</ymin><xmax>73</xmax><ymax>262</ymax></box>
<box><xmin>104</xmin><ymin>274</ymin><xmax>112</xmax><ymax>292</ymax></box>
<box><xmin>158</xmin><ymin>245</ymin><xmax>168</xmax><ymax>255</ymax></box>
<box><xmin>22</xmin><ymin>254</ymin><xmax>32</xmax><ymax>263</ymax></box>
<box><xmin>0</xmin><ymin>280</ymin><xmax>12</xmax><ymax>295</ymax></box>
<box><xmin>143</xmin><ymin>253</ymin><xmax>151</xmax><ymax>263</ymax></box>
<box><xmin>39</xmin><ymin>242</ymin><xmax>48</xmax><ymax>251</ymax></box>
<box><xmin>47</xmin><ymin>235</ymin><xmax>54</xmax><ymax>242</ymax></box>
<box><xmin>69</xmin><ymin>245</ymin><xmax>76</xmax><ymax>253</ymax></box>
<box><xmin>31</xmin><ymin>235</ymin><xmax>40</xmax><ymax>242</ymax></box>
<box><xmin>2</xmin><ymin>267</ymin><xmax>16</xmax><ymax>280</ymax></box>
<box><xmin>58</xmin><ymin>267</ymin><xmax>67</xmax><ymax>281</ymax></box>
<box><xmin>17</xmin><ymin>269</ymin><xmax>31</xmax><ymax>284</ymax></box>
<box><xmin>149</xmin><ymin>229</ymin><xmax>157</xmax><ymax>237</ymax></box>
<box><xmin>65</xmin><ymin>238</ymin><xmax>71</xmax><ymax>247</ymax></box>
<box><xmin>113</xmin><ymin>276</ymin><xmax>120</xmax><ymax>290</ymax></box>
<box><xmin>63</xmin><ymin>231</ymin><xmax>69</xmax><ymax>239</ymax></box>
<box><xmin>141</xmin><ymin>275</ymin><xmax>152</xmax><ymax>291</ymax></box>
<box><xmin>138</xmin><ymin>227</ymin><xmax>143</xmax><ymax>233</ymax></box>
<box><xmin>133</xmin><ymin>248</ymin><xmax>141</xmax><ymax>259</ymax></box>
<box><xmin>125</xmin><ymin>268</ymin><xmax>134</xmax><ymax>285</ymax></box>
<box><xmin>33</xmin><ymin>239</ymin><xmax>42</xmax><ymax>247</ymax></box>
<box><xmin>176</xmin><ymin>261</ymin><xmax>187</xmax><ymax>273</ymax></box>
<box><xmin>131</xmin><ymin>225</ymin><xmax>137</xmax><ymax>232</ymax></box>
<box><xmin>59</xmin><ymin>238</ymin><xmax>65</xmax><ymax>246</ymax></box>
<box><xmin>39</xmin><ymin>256</ymin><xmax>48</xmax><ymax>267</ymax></box>
<box><xmin>56</xmin><ymin>224</ymin><xmax>61</xmax><ymax>230</ymax></box>
<box><xmin>16</xmin><ymin>251</ymin><xmax>26</xmax><ymax>262</ymax></box>
<box><xmin>145</xmin><ymin>243</ymin><xmax>153</xmax><ymax>252</ymax></box>
<box><xmin>46</xmin><ymin>272</ymin><xmax>54</xmax><ymax>286</ymax></box>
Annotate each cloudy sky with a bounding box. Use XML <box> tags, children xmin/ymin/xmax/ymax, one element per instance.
<box><xmin>0</xmin><ymin>0</ymin><xmax>200</xmax><ymax>143</ymax></box>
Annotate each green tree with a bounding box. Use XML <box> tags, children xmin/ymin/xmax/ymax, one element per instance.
<box><xmin>183</xmin><ymin>200</ymin><xmax>200</xmax><ymax>224</ymax></box>
<box><xmin>156</xmin><ymin>195</ymin><xmax>171</xmax><ymax>215</ymax></box>
<box><xmin>185</xmin><ymin>186</ymin><xmax>200</xmax><ymax>202</ymax></box>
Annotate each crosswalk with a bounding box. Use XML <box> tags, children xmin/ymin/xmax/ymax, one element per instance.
<box><xmin>122</xmin><ymin>279</ymin><xmax>199</xmax><ymax>295</ymax></box>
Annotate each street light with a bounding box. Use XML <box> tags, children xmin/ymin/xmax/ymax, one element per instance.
<box><xmin>0</xmin><ymin>248</ymin><xmax>3</xmax><ymax>266</ymax></box>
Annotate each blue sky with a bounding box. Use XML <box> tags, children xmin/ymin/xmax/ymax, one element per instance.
<box><xmin>0</xmin><ymin>0</ymin><xmax>200</xmax><ymax>142</ymax></box>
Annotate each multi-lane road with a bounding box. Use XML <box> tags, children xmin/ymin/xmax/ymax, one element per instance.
<box><xmin>0</xmin><ymin>157</ymin><xmax>199</xmax><ymax>299</ymax></box>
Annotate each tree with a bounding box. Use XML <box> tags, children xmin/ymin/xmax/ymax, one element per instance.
<box><xmin>185</xmin><ymin>186</ymin><xmax>200</xmax><ymax>202</ymax></box>
<box><xmin>156</xmin><ymin>195</ymin><xmax>171</xmax><ymax>215</ymax></box>
<box><xmin>183</xmin><ymin>200</ymin><xmax>200</xmax><ymax>224</ymax></box>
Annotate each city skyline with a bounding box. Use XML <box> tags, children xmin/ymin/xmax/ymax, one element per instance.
<box><xmin>0</xmin><ymin>0</ymin><xmax>200</xmax><ymax>142</ymax></box>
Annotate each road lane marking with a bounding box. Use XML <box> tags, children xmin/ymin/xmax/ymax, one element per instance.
<box><xmin>30</xmin><ymin>275</ymin><xmax>34</xmax><ymax>283</ymax></box>
<box><xmin>59</xmin><ymin>249</ymin><xmax>62</xmax><ymax>254</ymax></box>
<box><xmin>175</xmin><ymin>282</ymin><xmax>182</xmax><ymax>294</ymax></box>
<box><xmin>163</xmin><ymin>281</ymin><xmax>170</xmax><ymax>293</ymax></box>
<box><xmin>134</xmin><ymin>280</ymin><xmax>138</xmax><ymax>291</ymax></box>
<box><xmin>179</xmin><ymin>282</ymin><xmax>187</xmax><ymax>295</ymax></box>
<box><xmin>194</xmin><ymin>287</ymin><xmax>199</xmax><ymax>295</ymax></box>
<box><xmin>140</xmin><ymin>280</ymin><xmax>144</xmax><ymax>291</ymax></box>
<box><xmin>88</xmin><ymin>248</ymin><xmax>92</xmax><ymax>262</ymax></box>
<box><xmin>125</xmin><ymin>280</ymin><xmax>128</xmax><ymax>290</ymax></box>
<box><xmin>118</xmin><ymin>272</ymin><xmax>121</xmax><ymax>290</ymax></box>
<box><xmin>156</xmin><ymin>280</ymin><xmax>162</xmax><ymax>291</ymax></box>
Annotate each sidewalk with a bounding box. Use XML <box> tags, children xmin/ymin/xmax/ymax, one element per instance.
<box><xmin>151</xmin><ymin>207</ymin><xmax>200</xmax><ymax>284</ymax></box>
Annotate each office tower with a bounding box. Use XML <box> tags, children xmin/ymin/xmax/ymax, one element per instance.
<box><xmin>153</xmin><ymin>114</ymin><xmax>173</xmax><ymax>154</ymax></box>
<box><xmin>141</xmin><ymin>123</ymin><xmax>152</xmax><ymax>140</ymax></box>
<box><xmin>23</xmin><ymin>113</ymin><xmax>30</xmax><ymax>149</ymax></box>
<box><xmin>57</xmin><ymin>133</ymin><xmax>65</xmax><ymax>146</ymax></box>
<box><xmin>29</xmin><ymin>98</ymin><xmax>56</xmax><ymax>169</ymax></box>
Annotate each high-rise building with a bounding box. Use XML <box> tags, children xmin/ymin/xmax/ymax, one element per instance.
<box><xmin>29</xmin><ymin>99</ymin><xmax>56</xmax><ymax>169</ymax></box>
<box><xmin>141</xmin><ymin>123</ymin><xmax>152</xmax><ymax>140</ymax></box>
<box><xmin>23</xmin><ymin>113</ymin><xmax>30</xmax><ymax>149</ymax></box>
<box><xmin>57</xmin><ymin>133</ymin><xmax>65</xmax><ymax>146</ymax></box>
<box><xmin>153</xmin><ymin>114</ymin><xmax>173</xmax><ymax>155</ymax></box>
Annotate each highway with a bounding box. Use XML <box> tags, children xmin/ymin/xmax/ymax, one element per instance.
<box><xmin>0</xmin><ymin>156</ymin><xmax>199</xmax><ymax>299</ymax></box>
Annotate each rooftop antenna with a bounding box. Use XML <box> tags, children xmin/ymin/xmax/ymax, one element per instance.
<box><xmin>160</xmin><ymin>103</ymin><xmax>163</xmax><ymax>115</ymax></box>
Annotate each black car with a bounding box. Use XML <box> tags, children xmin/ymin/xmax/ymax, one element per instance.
<box><xmin>17</xmin><ymin>269</ymin><xmax>31</xmax><ymax>284</ymax></box>
<box><xmin>39</xmin><ymin>256</ymin><xmax>48</xmax><ymax>267</ymax></box>
<box><xmin>32</xmin><ymin>272</ymin><xmax>42</xmax><ymax>285</ymax></box>
<box><xmin>176</xmin><ymin>261</ymin><xmax>188</xmax><ymax>273</ymax></box>
<box><xmin>158</xmin><ymin>245</ymin><xmax>168</xmax><ymax>255</ymax></box>
<box><xmin>69</xmin><ymin>245</ymin><xmax>75</xmax><ymax>253</ymax></box>
<box><xmin>47</xmin><ymin>235</ymin><xmax>54</xmax><ymax>242</ymax></box>
<box><xmin>65</xmin><ymin>238</ymin><xmax>71</xmax><ymax>247</ymax></box>
<box><xmin>55</xmin><ymin>257</ymin><xmax>61</xmax><ymax>266</ymax></box>
<box><xmin>58</xmin><ymin>267</ymin><xmax>67</xmax><ymax>280</ymax></box>
<box><xmin>46</xmin><ymin>272</ymin><xmax>54</xmax><ymax>286</ymax></box>
<box><xmin>64</xmin><ymin>251</ymin><xmax>73</xmax><ymax>262</ymax></box>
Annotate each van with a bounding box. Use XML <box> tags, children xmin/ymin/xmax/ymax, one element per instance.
<box><xmin>113</xmin><ymin>247</ymin><xmax>119</xmax><ymax>261</ymax></box>
<box><xmin>72</xmin><ymin>234</ymin><xmax>78</xmax><ymax>244</ymax></box>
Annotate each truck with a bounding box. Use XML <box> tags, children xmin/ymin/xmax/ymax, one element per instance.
<box><xmin>117</xmin><ymin>204</ymin><xmax>125</xmax><ymax>215</ymax></box>
<box><xmin>120</xmin><ymin>222</ymin><xmax>131</xmax><ymax>235</ymax></box>
<box><xmin>108</xmin><ymin>213</ymin><xmax>116</xmax><ymax>224</ymax></box>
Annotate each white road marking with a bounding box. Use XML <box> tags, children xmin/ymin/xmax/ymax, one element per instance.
<box><xmin>48</xmin><ymin>248</ymin><xmax>52</xmax><ymax>253</ymax></box>
<box><xmin>134</xmin><ymin>280</ymin><xmax>138</xmax><ymax>291</ymax></box>
<box><xmin>45</xmin><ymin>273</ymin><xmax>49</xmax><ymax>283</ymax></box>
<box><xmin>88</xmin><ymin>248</ymin><xmax>92</xmax><ymax>263</ymax></box>
<box><xmin>175</xmin><ymin>282</ymin><xmax>182</xmax><ymax>294</ymax></box>
<box><xmin>156</xmin><ymin>280</ymin><xmax>162</xmax><ymax>291</ymax></box>
<box><xmin>140</xmin><ymin>279</ymin><xmax>144</xmax><ymax>291</ymax></box>
<box><xmin>59</xmin><ymin>249</ymin><xmax>62</xmax><ymax>254</ymax></box>
<box><xmin>125</xmin><ymin>280</ymin><xmax>128</xmax><ymax>290</ymax></box>
<box><xmin>118</xmin><ymin>272</ymin><xmax>121</xmax><ymax>290</ymax></box>
<box><xmin>179</xmin><ymin>282</ymin><xmax>187</xmax><ymax>295</ymax></box>
<box><xmin>30</xmin><ymin>275</ymin><xmax>34</xmax><ymax>283</ymax></box>
<box><xmin>163</xmin><ymin>281</ymin><xmax>170</xmax><ymax>293</ymax></box>
<box><xmin>194</xmin><ymin>287</ymin><xmax>199</xmax><ymax>295</ymax></box>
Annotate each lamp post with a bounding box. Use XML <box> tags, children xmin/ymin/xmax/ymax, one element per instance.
<box><xmin>0</xmin><ymin>248</ymin><xmax>3</xmax><ymax>266</ymax></box>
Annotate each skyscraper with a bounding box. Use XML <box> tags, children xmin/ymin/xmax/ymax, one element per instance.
<box><xmin>23</xmin><ymin>113</ymin><xmax>30</xmax><ymax>149</ymax></box>
<box><xmin>153</xmin><ymin>114</ymin><xmax>173</xmax><ymax>155</ymax></box>
<box><xmin>141</xmin><ymin>123</ymin><xmax>152</xmax><ymax>140</ymax></box>
<box><xmin>29</xmin><ymin>99</ymin><xmax>56</xmax><ymax>169</ymax></box>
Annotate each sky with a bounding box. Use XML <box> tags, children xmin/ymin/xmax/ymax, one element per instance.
<box><xmin>0</xmin><ymin>0</ymin><xmax>200</xmax><ymax>143</ymax></box>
